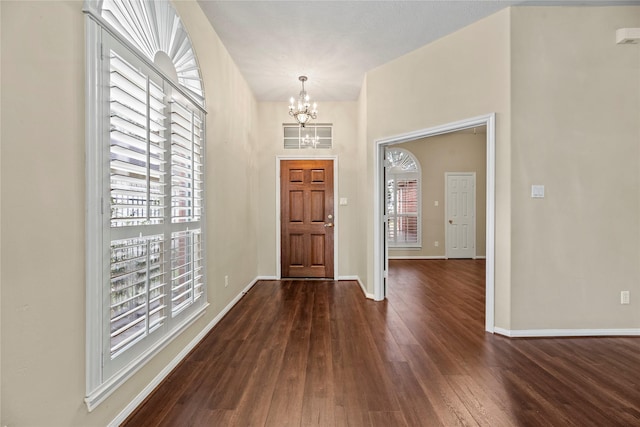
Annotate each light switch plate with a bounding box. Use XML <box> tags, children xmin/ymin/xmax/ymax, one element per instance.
<box><xmin>531</xmin><ymin>185</ymin><xmax>545</xmax><ymax>198</ymax></box>
<box><xmin>339</xmin><ymin>197</ymin><xmax>348</xmax><ymax>206</ymax></box>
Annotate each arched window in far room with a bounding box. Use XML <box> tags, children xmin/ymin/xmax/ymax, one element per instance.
<box><xmin>386</xmin><ymin>148</ymin><xmax>421</xmax><ymax>248</ymax></box>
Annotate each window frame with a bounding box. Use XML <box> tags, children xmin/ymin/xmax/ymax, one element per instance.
<box><xmin>386</xmin><ymin>148</ymin><xmax>422</xmax><ymax>249</ymax></box>
<box><xmin>283</xmin><ymin>123</ymin><xmax>333</xmax><ymax>149</ymax></box>
<box><xmin>84</xmin><ymin>4</ymin><xmax>207</xmax><ymax>410</ymax></box>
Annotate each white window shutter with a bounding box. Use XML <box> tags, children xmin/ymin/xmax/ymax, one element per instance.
<box><xmin>385</xmin><ymin>148</ymin><xmax>422</xmax><ymax>248</ymax></box>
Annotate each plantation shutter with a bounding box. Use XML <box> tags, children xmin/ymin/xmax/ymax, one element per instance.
<box><xmin>169</xmin><ymin>97</ymin><xmax>204</xmax><ymax>315</ymax></box>
<box><xmin>108</xmin><ymin>50</ymin><xmax>169</xmax><ymax>358</ymax></box>
<box><xmin>170</xmin><ymin>97</ymin><xmax>203</xmax><ymax>223</ymax></box>
<box><xmin>395</xmin><ymin>179</ymin><xmax>419</xmax><ymax>244</ymax></box>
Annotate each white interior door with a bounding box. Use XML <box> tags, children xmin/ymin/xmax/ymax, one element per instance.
<box><xmin>446</xmin><ymin>173</ymin><xmax>476</xmax><ymax>258</ymax></box>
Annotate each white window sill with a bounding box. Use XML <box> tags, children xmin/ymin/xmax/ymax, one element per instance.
<box><xmin>85</xmin><ymin>303</ymin><xmax>208</xmax><ymax>411</ymax></box>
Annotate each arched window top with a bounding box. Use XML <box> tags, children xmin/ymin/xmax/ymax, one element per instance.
<box><xmin>387</xmin><ymin>148</ymin><xmax>420</xmax><ymax>175</ymax></box>
<box><xmin>85</xmin><ymin>0</ymin><xmax>205</xmax><ymax>108</ymax></box>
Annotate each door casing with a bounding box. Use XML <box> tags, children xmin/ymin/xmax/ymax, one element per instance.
<box><xmin>276</xmin><ymin>155</ymin><xmax>339</xmax><ymax>279</ymax></box>
<box><xmin>374</xmin><ymin>113</ymin><xmax>496</xmax><ymax>333</ymax></box>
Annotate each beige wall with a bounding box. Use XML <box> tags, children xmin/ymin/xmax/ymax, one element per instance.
<box><xmin>389</xmin><ymin>130</ymin><xmax>487</xmax><ymax>258</ymax></box>
<box><xmin>509</xmin><ymin>6</ymin><xmax>640</xmax><ymax>329</ymax></box>
<box><xmin>1</xmin><ymin>0</ymin><xmax>260</xmax><ymax>425</ymax></box>
<box><xmin>2</xmin><ymin>1</ymin><xmax>86</xmax><ymax>424</ymax></box>
<box><xmin>364</xmin><ymin>9</ymin><xmax>512</xmax><ymax>326</ymax></box>
<box><xmin>255</xmin><ymin>101</ymin><xmax>364</xmax><ymax>279</ymax></box>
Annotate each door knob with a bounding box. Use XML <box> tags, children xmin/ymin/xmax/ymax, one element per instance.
<box><xmin>449</xmin><ymin>219</ymin><xmax>453</xmax><ymax>224</ymax></box>
<box><xmin>324</xmin><ymin>223</ymin><xmax>334</xmax><ymax>227</ymax></box>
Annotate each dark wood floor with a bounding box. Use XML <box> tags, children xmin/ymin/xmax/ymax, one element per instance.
<box><xmin>123</xmin><ymin>259</ymin><xmax>640</xmax><ymax>426</ymax></box>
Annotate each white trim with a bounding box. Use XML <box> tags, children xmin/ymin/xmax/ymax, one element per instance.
<box><xmin>388</xmin><ymin>256</ymin><xmax>447</xmax><ymax>260</ymax></box>
<box><xmin>338</xmin><ymin>275</ymin><xmax>374</xmax><ymax>300</ymax></box>
<box><xmin>373</xmin><ymin>143</ymin><xmax>386</xmax><ymax>301</ymax></box>
<box><xmin>254</xmin><ymin>275</ymin><xmax>279</xmax><ymax>281</ymax></box>
<box><xmin>86</xmin><ymin>303</ymin><xmax>208</xmax><ymax>411</ymax></box>
<box><xmin>108</xmin><ymin>277</ymin><xmax>260</xmax><ymax>426</ymax></box>
<box><xmin>85</xmin><ymin>15</ymin><xmax>104</xmax><ymax>399</ymax></box>
<box><xmin>374</xmin><ymin>113</ymin><xmax>496</xmax><ymax>331</ymax></box>
<box><xmin>387</xmin><ymin>255</ymin><xmax>486</xmax><ymax>260</ymax></box>
<box><xmin>275</xmin><ymin>155</ymin><xmax>339</xmax><ymax>279</ymax></box>
<box><xmin>494</xmin><ymin>327</ymin><xmax>640</xmax><ymax>338</ymax></box>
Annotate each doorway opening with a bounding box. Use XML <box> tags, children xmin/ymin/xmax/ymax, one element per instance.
<box><xmin>374</xmin><ymin>114</ymin><xmax>496</xmax><ymax>332</ymax></box>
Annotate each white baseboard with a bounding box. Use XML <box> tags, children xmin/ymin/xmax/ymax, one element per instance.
<box><xmin>254</xmin><ymin>275</ymin><xmax>278</xmax><ymax>281</ymax></box>
<box><xmin>338</xmin><ymin>275</ymin><xmax>375</xmax><ymax>299</ymax></box>
<box><xmin>388</xmin><ymin>256</ymin><xmax>446</xmax><ymax>260</ymax></box>
<box><xmin>494</xmin><ymin>327</ymin><xmax>640</xmax><ymax>338</ymax></box>
<box><xmin>108</xmin><ymin>277</ymin><xmax>260</xmax><ymax>427</ymax></box>
<box><xmin>388</xmin><ymin>256</ymin><xmax>487</xmax><ymax>260</ymax></box>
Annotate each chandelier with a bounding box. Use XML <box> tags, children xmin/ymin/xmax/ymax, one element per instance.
<box><xmin>288</xmin><ymin>76</ymin><xmax>317</xmax><ymax>127</ymax></box>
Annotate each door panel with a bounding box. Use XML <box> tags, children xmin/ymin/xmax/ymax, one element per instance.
<box><xmin>311</xmin><ymin>234</ymin><xmax>325</xmax><ymax>265</ymax></box>
<box><xmin>446</xmin><ymin>173</ymin><xmax>475</xmax><ymax>258</ymax></box>
<box><xmin>310</xmin><ymin>191</ymin><xmax>325</xmax><ymax>222</ymax></box>
<box><xmin>281</xmin><ymin>160</ymin><xmax>334</xmax><ymax>278</ymax></box>
<box><xmin>289</xmin><ymin>191</ymin><xmax>304</xmax><ymax>222</ymax></box>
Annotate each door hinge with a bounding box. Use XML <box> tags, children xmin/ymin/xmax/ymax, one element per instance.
<box><xmin>101</xmin><ymin>197</ymin><xmax>105</xmax><ymax>215</ymax></box>
<box><xmin>100</xmin><ymin>43</ymin><xmax>104</xmax><ymax>61</ymax></box>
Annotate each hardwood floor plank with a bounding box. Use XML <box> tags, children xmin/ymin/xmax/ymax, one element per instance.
<box><xmin>447</xmin><ymin>374</ymin><xmax>519</xmax><ymax>427</ymax></box>
<box><xmin>228</xmin><ymin>283</ymin><xmax>303</xmax><ymax>426</ymax></box>
<box><xmin>230</xmin><ymin>282</ymin><xmax>303</xmax><ymax>426</ymax></box>
<box><xmin>400</xmin><ymin>343</ymin><xmax>480</xmax><ymax>426</ymax></box>
<box><xmin>367</xmin><ymin>410</ymin><xmax>408</xmax><ymax>427</ymax></box>
<box><xmin>330</xmin><ymin>283</ymin><xmax>379</xmax><ymax>427</ymax></box>
<box><xmin>264</xmin><ymin>282</ymin><xmax>315</xmax><ymax>426</ymax></box>
<box><xmin>123</xmin><ymin>260</ymin><xmax>640</xmax><ymax>427</ymax></box>
<box><xmin>387</xmin><ymin>361</ymin><xmax>443</xmax><ymax>426</ymax></box>
<box><xmin>301</xmin><ymin>283</ymin><xmax>336</xmax><ymax>426</ymax></box>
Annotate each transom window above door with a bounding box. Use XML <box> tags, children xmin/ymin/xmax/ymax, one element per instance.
<box><xmin>283</xmin><ymin>123</ymin><xmax>332</xmax><ymax>149</ymax></box>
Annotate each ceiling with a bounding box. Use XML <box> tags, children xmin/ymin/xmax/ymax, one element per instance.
<box><xmin>197</xmin><ymin>0</ymin><xmax>638</xmax><ymax>102</ymax></box>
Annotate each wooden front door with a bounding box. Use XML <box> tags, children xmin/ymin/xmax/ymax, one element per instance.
<box><xmin>281</xmin><ymin>160</ymin><xmax>334</xmax><ymax>278</ymax></box>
